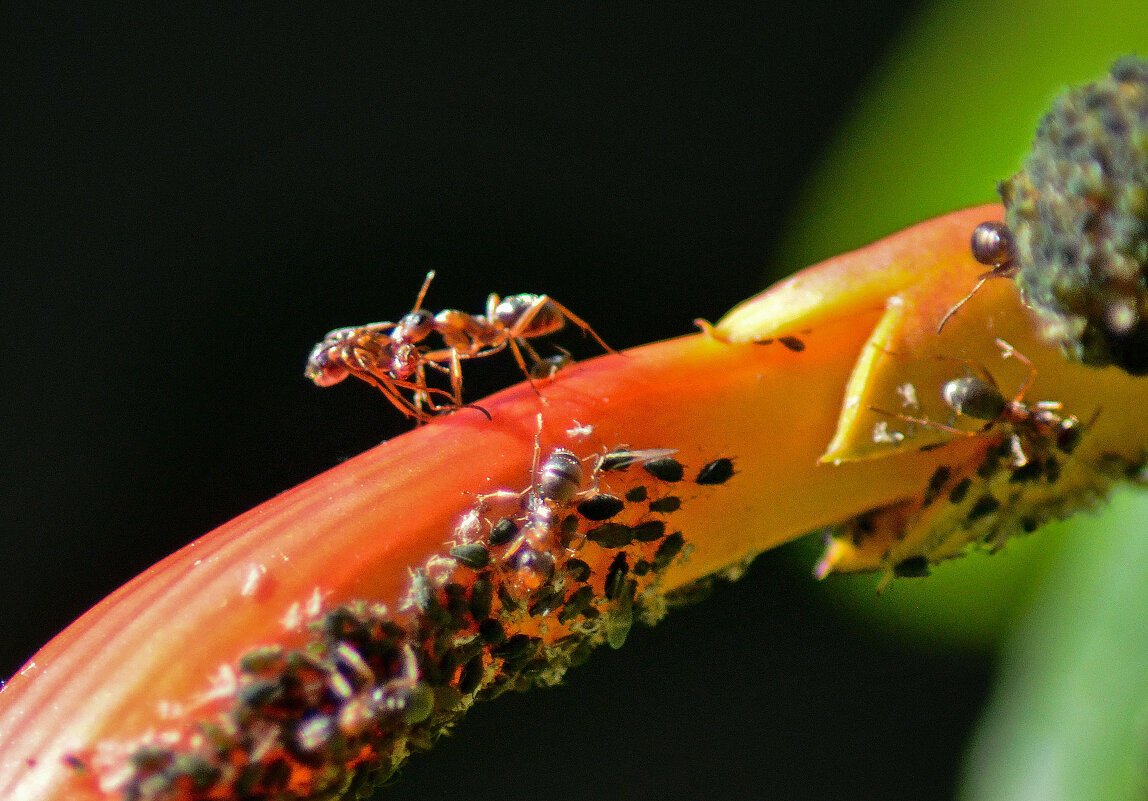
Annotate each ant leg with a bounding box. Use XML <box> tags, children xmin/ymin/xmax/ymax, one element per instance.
<box><xmin>516</xmin><ymin>337</ymin><xmax>547</xmax><ymax>368</ymax></box>
<box><xmin>351</xmin><ymin>369</ymin><xmax>428</xmax><ymax>422</ymax></box>
<box><xmin>449</xmin><ymin>349</ymin><xmax>464</xmax><ymax>408</ymax></box>
<box><xmin>534</xmin><ymin>296</ymin><xmax>616</xmax><ymax>354</ymax></box>
<box><xmin>994</xmin><ymin>338</ymin><xmax>1037</xmax><ymax>404</ymax></box>
<box><xmin>508</xmin><ymin>338</ymin><xmax>543</xmax><ymax>397</ymax></box>
<box><xmin>869</xmin><ymin>406</ymin><xmax>981</xmax><ymax>438</ymax></box>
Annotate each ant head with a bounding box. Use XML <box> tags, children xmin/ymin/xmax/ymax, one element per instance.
<box><xmin>941</xmin><ymin>375</ymin><xmax>1007</xmax><ymax>421</ymax></box>
<box><xmin>970</xmin><ymin>221</ymin><xmax>1016</xmax><ymax>271</ymax></box>
<box><xmin>491</xmin><ymin>294</ymin><xmax>535</xmax><ymax>327</ymax></box>
<box><xmin>305</xmin><ymin>340</ymin><xmax>350</xmax><ymax>386</ymax></box>
<box><xmin>389</xmin><ymin>343</ymin><xmax>421</xmax><ymax>380</ymax></box>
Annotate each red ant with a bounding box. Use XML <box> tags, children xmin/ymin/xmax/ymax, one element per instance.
<box><xmin>305</xmin><ymin>322</ymin><xmax>458</xmax><ymax>422</ymax></box>
<box><xmin>307</xmin><ymin>271</ymin><xmax>615</xmax><ymax>420</ymax></box>
<box><xmin>936</xmin><ymin>221</ymin><xmax>1019</xmax><ymax>334</ymax></box>
<box><xmin>873</xmin><ymin>339</ymin><xmax>1095</xmax><ymax>461</ymax></box>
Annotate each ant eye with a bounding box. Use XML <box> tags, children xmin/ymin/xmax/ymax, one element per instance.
<box><xmin>970</xmin><ymin>221</ymin><xmax>1016</xmax><ymax>268</ymax></box>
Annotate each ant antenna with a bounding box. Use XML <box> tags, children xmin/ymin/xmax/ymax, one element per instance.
<box><xmin>936</xmin><ymin>275</ymin><xmax>992</xmax><ymax>334</ymax></box>
<box><xmin>411</xmin><ymin>270</ymin><xmax>436</xmax><ymax>314</ymax></box>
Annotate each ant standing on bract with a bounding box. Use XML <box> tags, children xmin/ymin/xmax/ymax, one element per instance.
<box><xmin>874</xmin><ymin>338</ymin><xmax>1097</xmax><ymax>464</ymax></box>
<box><xmin>306</xmin><ymin>271</ymin><xmax>616</xmax><ymax>423</ymax></box>
<box><xmin>936</xmin><ymin>221</ymin><xmax>1019</xmax><ymax>333</ymax></box>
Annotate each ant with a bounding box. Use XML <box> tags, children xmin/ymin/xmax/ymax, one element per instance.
<box><xmin>306</xmin><ymin>271</ymin><xmax>615</xmax><ymax>420</ymax></box>
<box><xmin>305</xmin><ymin>322</ymin><xmax>459</xmax><ymax>422</ymax></box>
<box><xmin>416</xmin><ymin>272</ymin><xmax>616</xmax><ymax>402</ymax></box>
<box><xmin>873</xmin><ymin>338</ymin><xmax>1095</xmax><ymax>462</ymax></box>
<box><xmin>936</xmin><ymin>221</ymin><xmax>1018</xmax><ymax>334</ymax></box>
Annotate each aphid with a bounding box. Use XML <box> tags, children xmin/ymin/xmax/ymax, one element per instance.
<box><xmin>468</xmin><ymin>575</ymin><xmax>494</xmax><ymax>621</ymax></box>
<box><xmin>576</xmin><ymin>493</ymin><xmax>625</xmax><ymax>521</ymax></box>
<box><xmin>604</xmin><ymin>553</ymin><xmax>629</xmax><ymax>601</ymax></box>
<box><xmin>458</xmin><ymin>656</ymin><xmax>485</xmax><ymax>695</ymax></box>
<box><xmin>631</xmin><ymin>520</ymin><xmax>667</xmax><ymax>542</ymax></box>
<box><xmin>937</xmin><ymin>221</ymin><xmax>1019</xmax><ymax>333</ymax></box>
<box><xmin>449</xmin><ymin>543</ymin><xmax>491</xmax><ymax>570</ymax></box>
<box><xmin>643</xmin><ymin>456</ymin><xmax>685</xmax><ymax>482</ymax></box>
<box><xmin>695</xmin><ymin>457</ymin><xmax>735</xmax><ymax>485</ymax></box>
<box><xmin>564</xmin><ymin>558</ymin><xmax>592</xmax><ymax>582</ymax></box>
<box><xmin>874</xmin><ymin>339</ymin><xmax>1095</xmax><ymax>460</ymax></box>
<box><xmin>603</xmin><ymin>580</ymin><xmax>636</xmax><ymax>649</ymax></box>
<box><xmin>624</xmin><ymin>485</ymin><xmax>648</xmax><ymax>502</ymax></box>
<box><xmin>488</xmin><ymin>518</ymin><xmax>519</xmax><ymax>547</ymax></box>
<box><xmin>647</xmin><ymin>496</ymin><xmax>682</xmax><ymax>513</ymax></box>
<box><xmin>597</xmin><ymin>447</ymin><xmax>679</xmax><ymax>472</ymax></box>
<box><xmin>652</xmin><ymin>532</ymin><xmax>685</xmax><ymax>572</ymax></box>
<box><xmin>528</xmin><ymin>346</ymin><xmax>574</xmax><ymax>380</ymax></box>
<box><xmin>892</xmin><ymin>556</ymin><xmax>931</xmax><ymax>578</ymax></box>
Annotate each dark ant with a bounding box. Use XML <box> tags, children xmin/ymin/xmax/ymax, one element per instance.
<box><xmin>873</xmin><ymin>339</ymin><xmax>1095</xmax><ymax>460</ymax></box>
<box><xmin>936</xmin><ymin>221</ymin><xmax>1018</xmax><ymax>334</ymax></box>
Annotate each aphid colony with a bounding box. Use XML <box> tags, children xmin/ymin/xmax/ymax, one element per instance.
<box><xmin>821</xmin><ymin>339</ymin><xmax>1116</xmax><ymax>584</ymax></box>
<box><xmin>94</xmin><ymin>448</ymin><xmax>736</xmax><ymax>800</ymax></box>
<box><xmin>305</xmin><ymin>271</ymin><xmax>614</xmax><ymax>422</ymax></box>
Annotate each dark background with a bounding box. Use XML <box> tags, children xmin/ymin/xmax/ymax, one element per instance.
<box><xmin>5</xmin><ymin>5</ymin><xmax>990</xmax><ymax>800</ymax></box>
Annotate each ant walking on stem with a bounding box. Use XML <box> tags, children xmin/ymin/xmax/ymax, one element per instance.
<box><xmin>873</xmin><ymin>338</ymin><xmax>1096</xmax><ymax>463</ymax></box>
<box><xmin>306</xmin><ymin>271</ymin><xmax>616</xmax><ymax>422</ymax></box>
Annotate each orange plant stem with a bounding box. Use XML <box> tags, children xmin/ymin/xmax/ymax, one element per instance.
<box><xmin>2</xmin><ymin>205</ymin><xmax>1144</xmax><ymax>801</ymax></box>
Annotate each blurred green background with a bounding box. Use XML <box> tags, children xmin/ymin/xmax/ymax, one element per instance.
<box><xmin>5</xmin><ymin>1</ymin><xmax>1147</xmax><ymax>799</ymax></box>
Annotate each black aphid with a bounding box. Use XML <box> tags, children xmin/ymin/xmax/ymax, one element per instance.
<box><xmin>449</xmin><ymin>543</ymin><xmax>490</xmax><ymax>569</ymax></box>
<box><xmin>577</xmin><ymin>493</ymin><xmax>626</xmax><ymax>521</ymax></box>
<box><xmin>652</xmin><ymin>532</ymin><xmax>685</xmax><ymax>571</ymax></box>
<box><xmin>631</xmin><ymin>520</ymin><xmax>667</xmax><ymax>542</ymax></box>
<box><xmin>695</xmin><ymin>457</ymin><xmax>735</xmax><ymax>485</ymax></box>
<box><xmin>604</xmin><ymin>553</ymin><xmax>629</xmax><ymax>601</ymax></box>
<box><xmin>564</xmin><ymin>558</ymin><xmax>592</xmax><ymax>582</ymax></box>
<box><xmin>585</xmin><ymin>522</ymin><xmax>635</xmax><ymax>548</ymax></box>
<box><xmin>469</xmin><ymin>574</ymin><xmax>493</xmax><ymax>621</ymax></box>
<box><xmin>644</xmin><ymin>457</ymin><xmax>684</xmax><ymax>482</ymax></box>
<box><xmin>488</xmin><ymin>518</ymin><xmax>519</xmax><ymax>547</ymax></box>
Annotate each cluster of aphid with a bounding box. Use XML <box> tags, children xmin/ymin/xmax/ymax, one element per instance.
<box><xmin>825</xmin><ymin>339</ymin><xmax>1114</xmax><ymax>582</ymax></box>
<box><xmin>305</xmin><ymin>272</ymin><xmax>613</xmax><ymax>422</ymax></box>
<box><xmin>96</xmin><ymin>448</ymin><xmax>735</xmax><ymax>800</ymax></box>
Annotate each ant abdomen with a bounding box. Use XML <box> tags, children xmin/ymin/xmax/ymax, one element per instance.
<box><xmin>941</xmin><ymin>376</ymin><xmax>1007</xmax><ymax>422</ymax></box>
